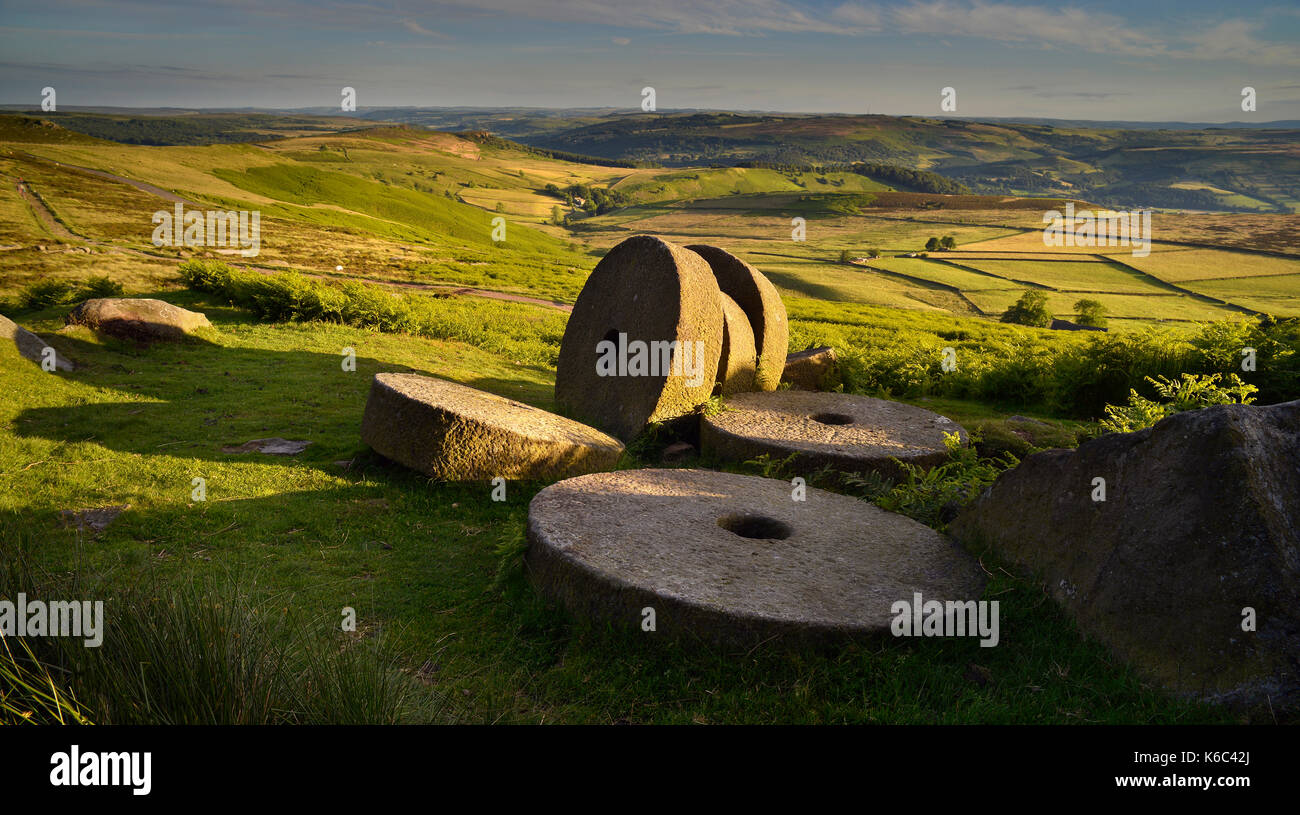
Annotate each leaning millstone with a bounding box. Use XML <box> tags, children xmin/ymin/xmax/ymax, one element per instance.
<box><xmin>66</xmin><ymin>298</ymin><xmax>211</xmax><ymax>342</ymax></box>
<box><xmin>782</xmin><ymin>346</ymin><xmax>838</xmax><ymax>390</ymax></box>
<box><xmin>1</xmin><ymin>313</ymin><xmax>74</xmax><ymax>370</ymax></box>
<box><xmin>526</xmin><ymin>468</ymin><xmax>985</xmax><ymax>646</ymax></box>
<box><xmin>555</xmin><ymin>236</ymin><xmax>723</xmax><ymax>441</ymax></box>
<box><xmin>685</xmin><ymin>244</ymin><xmax>788</xmax><ymax>391</ymax></box>
<box><xmin>702</xmin><ymin>390</ymin><xmax>965</xmax><ymax>477</ymax></box>
<box><xmin>949</xmin><ymin>400</ymin><xmax>1300</xmax><ymax>715</ymax></box>
<box><xmin>361</xmin><ymin>373</ymin><xmax>623</xmax><ymax>481</ymax></box>
<box><xmin>717</xmin><ymin>293</ymin><xmax>757</xmax><ymax>394</ymax></box>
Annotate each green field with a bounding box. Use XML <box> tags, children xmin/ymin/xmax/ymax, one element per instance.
<box><xmin>2</xmin><ymin>112</ymin><xmax>1297</xmax><ymax>725</ymax></box>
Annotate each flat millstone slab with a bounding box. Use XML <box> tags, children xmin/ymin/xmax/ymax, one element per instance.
<box><xmin>686</xmin><ymin>244</ymin><xmax>788</xmax><ymax>391</ymax></box>
<box><xmin>526</xmin><ymin>468</ymin><xmax>984</xmax><ymax>645</ymax></box>
<box><xmin>555</xmin><ymin>235</ymin><xmax>723</xmax><ymax>441</ymax></box>
<box><xmin>702</xmin><ymin>391</ymin><xmax>966</xmax><ymax>477</ymax></box>
<box><xmin>362</xmin><ymin>373</ymin><xmax>624</xmax><ymax>481</ymax></box>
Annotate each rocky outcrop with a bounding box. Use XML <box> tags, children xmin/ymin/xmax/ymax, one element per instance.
<box><xmin>949</xmin><ymin>400</ymin><xmax>1300</xmax><ymax>713</ymax></box>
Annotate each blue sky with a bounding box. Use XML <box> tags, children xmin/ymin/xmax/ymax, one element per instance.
<box><xmin>1</xmin><ymin>0</ymin><xmax>1297</xmax><ymax>121</ymax></box>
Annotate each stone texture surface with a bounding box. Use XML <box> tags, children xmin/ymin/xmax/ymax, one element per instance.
<box><xmin>66</xmin><ymin>298</ymin><xmax>211</xmax><ymax>342</ymax></box>
<box><xmin>702</xmin><ymin>390</ymin><xmax>966</xmax><ymax>477</ymax></box>
<box><xmin>362</xmin><ymin>373</ymin><xmax>624</xmax><ymax>481</ymax></box>
<box><xmin>526</xmin><ymin>468</ymin><xmax>985</xmax><ymax>645</ymax></box>
<box><xmin>222</xmin><ymin>438</ymin><xmax>312</xmax><ymax>455</ymax></box>
<box><xmin>1</xmin><ymin>313</ymin><xmax>74</xmax><ymax>370</ymax></box>
<box><xmin>716</xmin><ymin>293</ymin><xmax>757</xmax><ymax>395</ymax></box>
<box><xmin>949</xmin><ymin>400</ymin><xmax>1300</xmax><ymax>713</ymax></box>
<box><xmin>555</xmin><ymin>236</ymin><xmax>724</xmax><ymax>440</ymax></box>
<box><xmin>782</xmin><ymin>346</ymin><xmax>838</xmax><ymax>391</ymax></box>
<box><xmin>686</xmin><ymin>244</ymin><xmax>788</xmax><ymax>391</ymax></box>
<box><xmin>59</xmin><ymin>505</ymin><xmax>128</xmax><ymax>533</ymax></box>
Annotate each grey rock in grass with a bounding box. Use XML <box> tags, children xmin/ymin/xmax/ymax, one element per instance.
<box><xmin>0</xmin><ymin>313</ymin><xmax>75</xmax><ymax>370</ymax></box>
<box><xmin>949</xmin><ymin>400</ymin><xmax>1300</xmax><ymax>714</ymax></box>
<box><xmin>702</xmin><ymin>390</ymin><xmax>966</xmax><ymax>478</ymax></box>
<box><xmin>555</xmin><ymin>236</ymin><xmax>724</xmax><ymax>441</ymax></box>
<box><xmin>781</xmin><ymin>346</ymin><xmax>838</xmax><ymax>391</ymax></box>
<box><xmin>60</xmin><ymin>505</ymin><xmax>128</xmax><ymax>533</ymax></box>
<box><xmin>526</xmin><ymin>468</ymin><xmax>985</xmax><ymax>646</ymax></box>
<box><xmin>685</xmin><ymin>244</ymin><xmax>788</xmax><ymax>391</ymax></box>
<box><xmin>362</xmin><ymin>373</ymin><xmax>624</xmax><ymax>481</ymax></box>
<box><xmin>65</xmin><ymin>298</ymin><xmax>211</xmax><ymax>342</ymax></box>
<box><xmin>222</xmin><ymin>438</ymin><xmax>312</xmax><ymax>455</ymax></box>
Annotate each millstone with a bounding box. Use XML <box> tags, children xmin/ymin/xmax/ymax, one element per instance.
<box><xmin>686</xmin><ymin>244</ymin><xmax>788</xmax><ymax>391</ymax></box>
<box><xmin>702</xmin><ymin>390</ymin><xmax>966</xmax><ymax>477</ymax></box>
<box><xmin>361</xmin><ymin>373</ymin><xmax>624</xmax><ymax>481</ymax></box>
<box><xmin>717</xmin><ymin>293</ymin><xmax>757</xmax><ymax>395</ymax></box>
<box><xmin>555</xmin><ymin>235</ymin><xmax>723</xmax><ymax>440</ymax></box>
<box><xmin>526</xmin><ymin>468</ymin><xmax>985</xmax><ymax>645</ymax></box>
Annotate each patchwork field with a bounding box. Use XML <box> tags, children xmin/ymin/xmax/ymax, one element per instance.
<box><xmin>3</xmin><ymin>111</ymin><xmax>1297</xmax><ymax>727</ymax></box>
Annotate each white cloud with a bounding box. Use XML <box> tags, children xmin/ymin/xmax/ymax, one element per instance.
<box><xmin>885</xmin><ymin>1</ymin><xmax>1164</xmax><ymax>57</ymax></box>
<box><xmin>401</xmin><ymin>19</ymin><xmax>446</xmax><ymax>38</ymax></box>
<box><xmin>1183</xmin><ymin>20</ymin><xmax>1299</xmax><ymax>67</ymax></box>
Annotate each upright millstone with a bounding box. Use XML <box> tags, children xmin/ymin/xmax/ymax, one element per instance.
<box><xmin>555</xmin><ymin>235</ymin><xmax>724</xmax><ymax>441</ymax></box>
<box><xmin>685</xmin><ymin>244</ymin><xmax>788</xmax><ymax>391</ymax></box>
<box><xmin>716</xmin><ymin>293</ymin><xmax>757</xmax><ymax>395</ymax></box>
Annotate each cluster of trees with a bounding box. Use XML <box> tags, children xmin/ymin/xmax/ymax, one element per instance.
<box><xmin>999</xmin><ymin>291</ymin><xmax>1109</xmax><ymax>328</ymax></box>
<box><xmin>924</xmin><ymin>235</ymin><xmax>957</xmax><ymax>251</ymax></box>
<box><xmin>542</xmin><ymin>183</ymin><xmax>630</xmax><ymax>216</ymax></box>
<box><xmin>839</xmin><ymin>248</ymin><xmax>883</xmax><ymax>263</ymax></box>
<box><xmin>847</xmin><ymin>163</ymin><xmax>971</xmax><ymax>195</ymax></box>
<box><xmin>458</xmin><ymin>131</ymin><xmax>652</xmax><ymax>168</ymax></box>
<box><xmin>734</xmin><ymin>161</ymin><xmax>970</xmax><ymax>195</ymax></box>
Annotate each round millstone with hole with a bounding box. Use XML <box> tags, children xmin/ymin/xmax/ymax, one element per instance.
<box><xmin>361</xmin><ymin>373</ymin><xmax>624</xmax><ymax>481</ymax></box>
<box><xmin>686</xmin><ymin>244</ymin><xmax>788</xmax><ymax>391</ymax></box>
<box><xmin>702</xmin><ymin>390</ymin><xmax>967</xmax><ymax>477</ymax></box>
<box><xmin>555</xmin><ymin>235</ymin><xmax>723</xmax><ymax>441</ymax></box>
<box><xmin>526</xmin><ymin>468</ymin><xmax>985</xmax><ymax>645</ymax></box>
<box><xmin>717</xmin><ymin>293</ymin><xmax>757</xmax><ymax>394</ymax></box>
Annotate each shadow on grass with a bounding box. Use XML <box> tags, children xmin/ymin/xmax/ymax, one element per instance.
<box><xmin>11</xmin><ymin>294</ymin><xmax>558</xmax><ymax>471</ymax></box>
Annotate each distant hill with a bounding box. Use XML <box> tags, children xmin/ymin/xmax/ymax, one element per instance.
<box><xmin>6</xmin><ymin>106</ymin><xmax>1296</xmax><ymax>213</ymax></box>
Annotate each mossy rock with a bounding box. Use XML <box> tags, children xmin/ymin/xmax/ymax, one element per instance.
<box><xmin>781</xmin><ymin>346</ymin><xmax>839</xmax><ymax>391</ymax></box>
<box><xmin>950</xmin><ymin>400</ymin><xmax>1300</xmax><ymax>715</ymax></box>
<box><xmin>65</xmin><ymin>298</ymin><xmax>211</xmax><ymax>342</ymax></box>
<box><xmin>361</xmin><ymin>373</ymin><xmax>624</xmax><ymax>481</ymax></box>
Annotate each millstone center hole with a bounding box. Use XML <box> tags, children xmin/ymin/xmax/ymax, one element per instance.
<box><xmin>717</xmin><ymin>513</ymin><xmax>793</xmax><ymax>540</ymax></box>
<box><xmin>812</xmin><ymin>412</ymin><xmax>854</xmax><ymax>426</ymax></box>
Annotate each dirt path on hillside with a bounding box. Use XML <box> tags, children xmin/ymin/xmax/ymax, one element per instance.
<box><xmin>16</xmin><ymin>180</ymin><xmax>82</xmax><ymax>241</ymax></box>
<box><xmin>18</xmin><ymin>152</ymin><xmax>196</xmax><ymax>206</ymax></box>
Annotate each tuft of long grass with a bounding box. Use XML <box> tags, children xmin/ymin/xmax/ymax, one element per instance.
<box><xmin>0</xmin><ymin>551</ymin><xmax>455</xmax><ymax>725</ymax></box>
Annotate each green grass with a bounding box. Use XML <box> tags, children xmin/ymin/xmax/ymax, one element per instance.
<box><xmin>0</xmin><ymin>308</ymin><xmax>1240</xmax><ymax>723</ymax></box>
